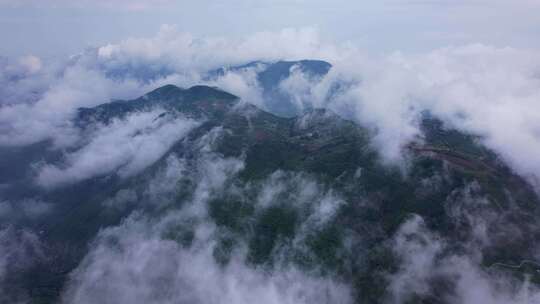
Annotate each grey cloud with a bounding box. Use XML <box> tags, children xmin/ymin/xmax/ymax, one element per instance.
<box><xmin>0</xmin><ymin>26</ymin><xmax>336</xmax><ymax>150</ymax></box>
<box><xmin>102</xmin><ymin>188</ymin><xmax>139</xmax><ymax>211</ymax></box>
<box><xmin>0</xmin><ymin>198</ymin><xmax>52</xmax><ymax>221</ymax></box>
<box><xmin>0</xmin><ymin>227</ymin><xmax>45</xmax><ymax>303</ymax></box>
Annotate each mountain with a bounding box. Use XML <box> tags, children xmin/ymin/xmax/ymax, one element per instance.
<box><xmin>2</xmin><ymin>84</ymin><xmax>539</xmax><ymax>304</ymax></box>
<box><xmin>77</xmin><ymin>85</ymin><xmax>239</xmax><ymax>124</ymax></box>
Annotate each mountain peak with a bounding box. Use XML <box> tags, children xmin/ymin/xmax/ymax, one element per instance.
<box><xmin>145</xmin><ymin>84</ymin><xmax>184</xmax><ymax>100</ymax></box>
<box><xmin>184</xmin><ymin>85</ymin><xmax>239</xmax><ymax>101</ymax></box>
<box><xmin>145</xmin><ymin>84</ymin><xmax>238</xmax><ymax>101</ymax></box>
<box><xmin>77</xmin><ymin>84</ymin><xmax>240</xmax><ymax>125</ymax></box>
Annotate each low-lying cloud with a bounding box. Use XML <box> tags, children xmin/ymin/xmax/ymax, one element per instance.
<box><xmin>1</xmin><ymin>25</ymin><xmax>539</xmax><ymax>192</ymax></box>
<box><xmin>36</xmin><ymin>110</ymin><xmax>199</xmax><ymax>188</ymax></box>
<box><xmin>62</xmin><ymin>219</ymin><xmax>352</xmax><ymax>304</ymax></box>
<box><xmin>386</xmin><ymin>214</ymin><xmax>540</xmax><ymax>304</ymax></box>
<box><xmin>0</xmin><ymin>198</ymin><xmax>52</xmax><ymax>221</ymax></box>
<box><xmin>0</xmin><ymin>227</ymin><xmax>45</xmax><ymax>303</ymax></box>
<box><xmin>59</xmin><ymin>126</ymin><xmax>352</xmax><ymax>303</ymax></box>
<box><xmin>63</xmin><ymin>26</ymin><xmax>540</xmax><ymax>181</ymax></box>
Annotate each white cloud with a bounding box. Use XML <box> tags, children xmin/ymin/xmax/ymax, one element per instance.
<box><xmin>386</xmin><ymin>215</ymin><xmax>445</xmax><ymax>302</ymax></box>
<box><xmin>2</xmin><ymin>26</ymin><xmax>540</xmax><ymax>185</ymax></box>
<box><xmin>95</xmin><ymin>25</ymin><xmax>339</xmax><ymax>73</ymax></box>
<box><xmin>61</xmin><ymin>220</ymin><xmax>352</xmax><ymax>304</ymax></box>
<box><xmin>142</xmin><ymin>156</ymin><xmax>187</xmax><ymax>207</ymax></box>
<box><xmin>270</xmin><ymin>43</ymin><xmax>540</xmax><ymax>179</ymax></box>
<box><xmin>254</xmin><ymin>171</ymin><xmax>344</xmax><ymax>226</ymax></box>
<box><xmin>386</xmin><ymin>215</ymin><xmax>540</xmax><ymax>304</ymax></box>
<box><xmin>0</xmin><ymin>55</ymin><xmax>51</xmax><ymax>106</ymax></box>
<box><xmin>0</xmin><ymin>64</ymin><xmax>156</xmax><ymax>147</ymax></box>
<box><xmin>36</xmin><ymin>111</ymin><xmax>199</xmax><ymax>188</ymax></box>
<box><xmin>17</xmin><ymin>55</ymin><xmax>42</xmax><ymax>74</ymax></box>
<box><xmin>207</xmin><ymin>68</ymin><xmax>266</xmax><ymax>109</ymax></box>
<box><xmin>0</xmin><ymin>25</ymin><xmax>339</xmax><ymax>150</ymax></box>
<box><xmin>62</xmin><ymin>159</ymin><xmax>352</xmax><ymax>304</ymax></box>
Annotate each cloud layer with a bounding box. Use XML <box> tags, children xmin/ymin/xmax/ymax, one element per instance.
<box><xmin>61</xmin><ymin>133</ymin><xmax>352</xmax><ymax>304</ymax></box>
<box><xmin>36</xmin><ymin>110</ymin><xmax>199</xmax><ymax>188</ymax></box>
<box><xmin>2</xmin><ymin>26</ymin><xmax>540</xmax><ymax>183</ymax></box>
<box><xmin>62</xmin><ymin>219</ymin><xmax>352</xmax><ymax>304</ymax></box>
<box><xmin>386</xmin><ymin>215</ymin><xmax>540</xmax><ymax>304</ymax></box>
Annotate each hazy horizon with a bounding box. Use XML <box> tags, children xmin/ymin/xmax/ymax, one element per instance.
<box><xmin>1</xmin><ymin>0</ymin><xmax>540</xmax><ymax>58</ymax></box>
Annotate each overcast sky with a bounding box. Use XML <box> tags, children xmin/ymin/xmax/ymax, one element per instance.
<box><xmin>1</xmin><ymin>0</ymin><xmax>539</xmax><ymax>58</ymax></box>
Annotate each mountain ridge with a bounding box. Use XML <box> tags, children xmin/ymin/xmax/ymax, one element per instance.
<box><xmin>2</xmin><ymin>82</ymin><xmax>540</xmax><ymax>304</ymax></box>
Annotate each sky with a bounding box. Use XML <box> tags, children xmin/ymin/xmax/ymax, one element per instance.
<box><xmin>1</xmin><ymin>0</ymin><xmax>540</xmax><ymax>58</ymax></box>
